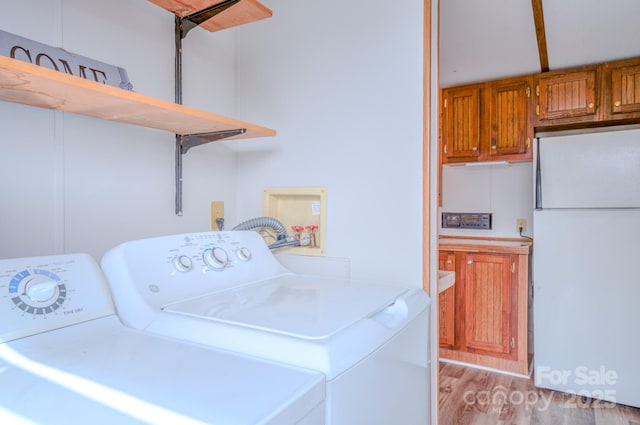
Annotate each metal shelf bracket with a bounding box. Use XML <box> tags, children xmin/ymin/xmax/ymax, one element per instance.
<box><xmin>177</xmin><ymin>0</ymin><xmax>242</xmax><ymax>40</ymax></box>
<box><xmin>179</xmin><ymin>129</ymin><xmax>247</xmax><ymax>154</ymax></box>
<box><xmin>174</xmin><ymin>0</ymin><xmax>243</xmax><ymax>215</ymax></box>
<box><xmin>175</xmin><ymin>129</ymin><xmax>245</xmax><ymax>215</ymax></box>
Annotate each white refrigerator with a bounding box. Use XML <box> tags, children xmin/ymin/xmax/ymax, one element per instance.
<box><xmin>533</xmin><ymin>128</ymin><xmax>640</xmax><ymax>408</ymax></box>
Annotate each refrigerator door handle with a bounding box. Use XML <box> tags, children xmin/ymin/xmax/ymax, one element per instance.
<box><xmin>535</xmin><ymin>137</ymin><xmax>542</xmax><ymax>210</ymax></box>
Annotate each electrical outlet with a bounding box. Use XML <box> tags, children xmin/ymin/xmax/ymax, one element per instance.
<box><xmin>516</xmin><ymin>218</ymin><xmax>526</xmax><ymax>234</ymax></box>
<box><xmin>210</xmin><ymin>201</ymin><xmax>224</xmax><ymax>231</ymax></box>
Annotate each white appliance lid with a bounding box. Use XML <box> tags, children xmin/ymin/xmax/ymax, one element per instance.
<box><xmin>164</xmin><ymin>274</ymin><xmax>409</xmax><ymax>339</ymax></box>
<box><xmin>0</xmin><ymin>316</ymin><xmax>324</xmax><ymax>425</ymax></box>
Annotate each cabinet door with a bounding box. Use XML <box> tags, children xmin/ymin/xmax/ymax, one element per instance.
<box><xmin>489</xmin><ymin>79</ymin><xmax>532</xmax><ymax>157</ymax></box>
<box><xmin>463</xmin><ymin>253</ymin><xmax>515</xmax><ymax>356</ymax></box>
<box><xmin>438</xmin><ymin>251</ymin><xmax>456</xmax><ymax>348</ymax></box>
<box><xmin>537</xmin><ymin>70</ymin><xmax>597</xmax><ymax>121</ymax></box>
<box><xmin>609</xmin><ymin>62</ymin><xmax>640</xmax><ymax>116</ymax></box>
<box><xmin>442</xmin><ymin>86</ymin><xmax>480</xmax><ymax>160</ymax></box>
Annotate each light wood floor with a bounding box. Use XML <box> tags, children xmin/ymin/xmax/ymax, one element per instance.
<box><xmin>438</xmin><ymin>362</ymin><xmax>640</xmax><ymax>425</ymax></box>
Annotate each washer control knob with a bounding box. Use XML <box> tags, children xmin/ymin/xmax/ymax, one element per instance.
<box><xmin>24</xmin><ymin>277</ymin><xmax>58</xmax><ymax>302</ymax></box>
<box><xmin>236</xmin><ymin>247</ymin><xmax>252</xmax><ymax>262</ymax></box>
<box><xmin>172</xmin><ymin>255</ymin><xmax>193</xmax><ymax>272</ymax></box>
<box><xmin>203</xmin><ymin>247</ymin><xmax>228</xmax><ymax>270</ymax></box>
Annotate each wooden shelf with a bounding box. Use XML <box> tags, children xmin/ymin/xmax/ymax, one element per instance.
<box><xmin>0</xmin><ymin>56</ymin><xmax>275</xmax><ymax>139</ymax></box>
<box><xmin>148</xmin><ymin>0</ymin><xmax>272</xmax><ymax>32</ymax></box>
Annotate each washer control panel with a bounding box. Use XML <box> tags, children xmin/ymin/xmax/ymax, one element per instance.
<box><xmin>163</xmin><ymin>232</ymin><xmax>259</xmax><ymax>275</ymax></box>
<box><xmin>0</xmin><ymin>253</ymin><xmax>114</xmax><ymax>343</ymax></box>
<box><xmin>101</xmin><ymin>231</ymin><xmax>290</xmax><ymax>325</ymax></box>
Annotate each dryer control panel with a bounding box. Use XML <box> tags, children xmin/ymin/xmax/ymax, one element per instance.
<box><xmin>0</xmin><ymin>254</ymin><xmax>114</xmax><ymax>343</ymax></box>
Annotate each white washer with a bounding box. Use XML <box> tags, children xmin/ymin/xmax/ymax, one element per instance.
<box><xmin>101</xmin><ymin>231</ymin><xmax>431</xmax><ymax>425</ymax></box>
<box><xmin>0</xmin><ymin>253</ymin><xmax>325</xmax><ymax>425</ymax></box>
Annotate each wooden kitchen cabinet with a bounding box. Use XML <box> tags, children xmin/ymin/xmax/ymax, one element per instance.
<box><xmin>535</xmin><ymin>67</ymin><xmax>598</xmax><ymax>125</ymax></box>
<box><xmin>534</xmin><ymin>57</ymin><xmax>640</xmax><ymax>130</ymax></box>
<box><xmin>488</xmin><ymin>77</ymin><xmax>533</xmax><ymax>159</ymax></box>
<box><xmin>602</xmin><ymin>57</ymin><xmax>640</xmax><ymax>121</ymax></box>
<box><xmin>438</xmin><ymin>251</ymin><xmax>456</xmax><ymax>348</ymax></box>
<box><xmin>463</xmin><ymin>252</ymin><xmax>516</xmax><ymax>357</ymax></box>
<box><xmin>438</xmin><ymin>240</ymin><xmax>531</xmax><ymax>375</ymax></box>
<box><xmin>441</xmin><ymin>85</ymin><xmax>481</xmax><ymax>161</ymax></box>
<box><xmin>440</xmin><ymin>76</ymin><xmax>533</xmax><ymax>165</ymax></box>
<box><xmin>440</xmin><ymin>56</ymin><xmax>640</xmax><ymax>150</ymax></box>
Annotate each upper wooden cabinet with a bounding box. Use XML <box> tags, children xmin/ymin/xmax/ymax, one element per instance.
<box><xmin>441</xmin><ymin>76</ymin><xmax>533</xmax><ymax>164</ymax></box>
<box><xmin>535</xmin><ymin>67</ymin><xmax>598</xmax><ymax>124</ymax></box>
<box><xmin>442</xmin><ymin>85</ymin><xmax>481</xmax><ymax>160</ymax></box>
<box><xmin>533</xmin><ymin>57</ymin><xmax>640</xmax><ymax>130</ymax></box>
<box><xmin>489</xmin><ymin>78</ymin><xmax>533</xmax><ymax>158</ymax></box>
<box><xmin>603</xmin><ymin>57</ymin><xmax>640</xmax><ymax>120</ymax></box>
<box><xmin>441</xmin><ymin>56</ymin><xmax>640</xmax><ymax>149</ymax></box>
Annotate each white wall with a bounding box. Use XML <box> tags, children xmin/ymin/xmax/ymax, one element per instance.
<box><xmin>440</xmin><ymin>162</ymin><xmax>534</xmax><ymax>238</ymax></box>
<box><xmin>0</xmin><ymin>0</ymin><xmax>239</xmax><ymax>260</ymax></box>
<box><xmin>1</xmin><ymin>0</ymin><xmax>426</xmax><ymax>289</ymax></box>
<box><xmin>231</xmin><ymin>0</ymin><xmax>425</xmax><ymax>286</ymax></box>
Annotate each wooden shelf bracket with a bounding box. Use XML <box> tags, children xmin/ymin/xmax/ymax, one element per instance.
<box><xmin>174</xmin><ymin>0</ymin><xmax>243</xmax><ymax>215</ymax></box>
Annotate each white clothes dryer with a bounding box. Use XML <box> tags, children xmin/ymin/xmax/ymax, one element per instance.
<box><xmin>101</xmin><ymin>231</ymin><xmax>431</xmax><ymax>425</ymax></box>
<box><xmin>0</xmin><ymin>253</ymin><xmax>325</xmax><ymax>425</ymax></box>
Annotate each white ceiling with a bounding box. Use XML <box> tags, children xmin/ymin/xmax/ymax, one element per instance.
<box><xmin>439</xmin><ymin>0</ymin><xmax>640</xmax><ymax>88</ymax></box>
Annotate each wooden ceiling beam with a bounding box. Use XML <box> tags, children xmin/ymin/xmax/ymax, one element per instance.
<box><xmin>531</xmin><ymin>0</ymin><xmax>550</xmax><ymax>72</ymax></box>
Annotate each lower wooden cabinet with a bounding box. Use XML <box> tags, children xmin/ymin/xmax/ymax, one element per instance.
<box><xmin>438</xmin><ymin>240</ymin><xmax>531</xmax><ymax>375</ymax></box>
<box><xmin>463</xmin><ymin>252</ymin><xmax>516</xmax><ymax>357</ymax></box>
<box><xmin>438</xmin><ymin>251</ymin><xmax>456</xmax><ymax>348</ymax></box>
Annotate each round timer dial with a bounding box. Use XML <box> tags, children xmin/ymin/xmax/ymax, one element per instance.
<box><xmin>172</xmin><ymin>255</ymin><xmax>193</xmax><ymax>272</ymax></box>
<box><xmin>236</xmin><ymin>247</ymin><xmax>252</xmax><ymax>262</ymax></box>
<box><xmin>203</xmin><ymin>247</ymin><xmax>229</xmax><ymax>270</ymax></box>
<box><xmin>8</xmin><ymin>269</ymin><xmax>66</xmax><ymax>315</ymax></box>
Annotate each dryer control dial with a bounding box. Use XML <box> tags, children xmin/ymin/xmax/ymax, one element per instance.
<box><xmin>203</xmin><ymin>247</ymin><xmax>228</xmax><ymax>270</ymax></box>
<box><xmin>236</xmin><ymin>247</ymin><xmax>252</xmax><ymax>262</ymax></box>
<box><xmin>24</xmin><ymin>276</ymin><xmax>59</xmax><ymax>302</ymax></box>
<box><xmin>7</xmin><ymin>268</ymin><xmax>67</xmax><ymax>316</ymax></box>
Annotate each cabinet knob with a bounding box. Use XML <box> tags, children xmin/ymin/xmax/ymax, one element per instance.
<box><xmin>466</xmin><ymin>260</ymin><xmax>473</xmax><ymax>265</ymax></box>
<box><xmin>615</xmin><ymin>101</ymin><xmax>622</xmax><ymax>107</ymax></box>
<box><xmin>491</xmin><ymin>145</ymin><xmax>497</xmax><ymax>149</ymax></box>
<box><xmin>472</xmin><ymin>147</ymin><xmax>478</xmax><ymax>151</ymax></box>
<box><xmin>588</xmin><ymin>103</ymin><xmax>594</xmax><ymax>109</ymax></box>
